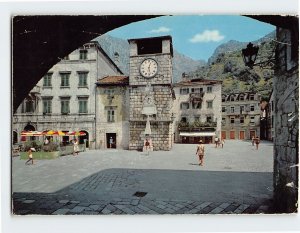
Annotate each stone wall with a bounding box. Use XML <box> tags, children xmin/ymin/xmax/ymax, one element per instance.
<box><xmin>129</xmin><ymin>85</ymin><xmax>173</xmax><ymax>151</ymax></box>
<box><xmin>129</xmin><ymin>121</ymin><xmax>172</xmax><ymax>151</ymax></box>
<box><xmin>273</xmin><ymin>27</ymin><xmax>298</xmax><ymax>213</ymax></box>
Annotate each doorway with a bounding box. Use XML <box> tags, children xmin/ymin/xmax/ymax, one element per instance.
<box><xmin>230</xmin><ymin>131</ymin><xmax>235</xmax><ymax>139</ymax></box>
<box><xmin>250</xmin><ymin>130</ymin><xmax>256</xmax><ymax>139</ymax></box>
<box><xmin>221</xmin><ymin>131</ymin><xmax>226</xmax><ymax>140</ymax></box>
<box><xmin>79</xmin><ymin>130</ymin><xmax>89</xmax><ymax>148</ymax></box>
<box><xmin>239</xmin><ymin>131</ymin><xmax>245</xmax><ymax>140</ymax></box>
<box><xmin>106</xmin><ymin>133</ymin><xmax>116</xmax><ymax>149</ymax></box>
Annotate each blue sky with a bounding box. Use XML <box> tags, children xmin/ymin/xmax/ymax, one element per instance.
<box><xmin>107</xmin><ymin>15</ymin><xmax>275</xmax><ymax>61</ymax></box>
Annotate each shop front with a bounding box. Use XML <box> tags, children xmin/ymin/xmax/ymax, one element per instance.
<box><xmin>179</xmin><ymin>132</ymin><xmax>216</xmax><ymax>144</ymax></box>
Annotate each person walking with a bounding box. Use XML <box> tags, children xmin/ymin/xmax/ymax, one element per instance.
<box><xmin>221</xmin><ymin>139</ymin><xmax>225</xmax><ymax>148</ymax></box>
<box><xmin>25</xmin><ymin>148</ymin><xmax>34</xmax><ymax>165</ymax></box>
<box><xmin>73</xmin><ymin>139</ymin><xmax>79</xmax><ymax>155</ymax></box>
<box><xmin>255</xmin><ymin>136</ymin><xmax>260</xmax><ymax>150</ymax></box>
<box><xmin>214</xmin><ymin>137</ymin><xmax>219</xmax><ymax>148</ymax></box>
<box><xmin>196</xmin><ymin>140</ymin><xmax>205</xmax><ymax>166</ymax></box>
<box><xmin>109</xmin><ymin>137</ymin><xmax>114</xmax><ymax>148</ymax></box>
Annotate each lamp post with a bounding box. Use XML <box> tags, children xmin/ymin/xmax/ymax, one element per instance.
<box><xmin>242</xmin><ymin>42</ymin><xmax>259</xmax><ymax>68</ymax></box>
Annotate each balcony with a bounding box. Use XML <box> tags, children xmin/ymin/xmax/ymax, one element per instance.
<box><xmin>178</xmin><ymin>121</ymin><xmax>217</xmax><ymax>132</ymax></box>
<box><xmin>189</xmin><ymin>92</ymin><xmax>204</xmax><ymax>103</ymax></box>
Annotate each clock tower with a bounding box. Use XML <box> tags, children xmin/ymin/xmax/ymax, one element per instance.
<box><xmin>128</xmin><ymin>36</ymin><xmax>174</xmax><ymax>151</ymax></box>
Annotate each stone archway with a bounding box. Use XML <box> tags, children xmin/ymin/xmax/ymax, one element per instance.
<box><xmin>79</xmin><ymin>130</ymin><xmax>89</xmax><ymax>148</ymax></box>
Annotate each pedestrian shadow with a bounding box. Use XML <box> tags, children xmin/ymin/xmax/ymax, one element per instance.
<box><xmin>189</xmin><ymin>163</ymin><xmax>200</xmax><ymax>166</ymax></box>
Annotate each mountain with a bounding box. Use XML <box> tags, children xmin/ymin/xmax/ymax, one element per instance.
<box><xmin>94</xmin><ymin>34</ymin><xmax>205</xmax><ymax>83</ymax></box>
<box><xmin>188</xmin><ymin>31</ymin><xmax>276</xmax><ymax>100</ymax></box>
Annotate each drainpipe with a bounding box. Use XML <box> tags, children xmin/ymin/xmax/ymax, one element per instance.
<box><xmin>94</xmin><ymin>46</ymin><xmax>98</xmax><ymax>150</ymax></box>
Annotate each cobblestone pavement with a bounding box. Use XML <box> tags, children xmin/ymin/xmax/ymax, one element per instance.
<box><xmin>12</xmin><ymin>140</ymin><xmax>274</xmax><ymax>215</ymax></box>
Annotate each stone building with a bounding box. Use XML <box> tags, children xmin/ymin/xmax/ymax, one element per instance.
<box><xmin>128</xmin><ymin>36</ymin><xmax>174</xmax><ymax>151</ymax></box>
<box><xmin>95</xmin><ymin>75</ymin><xmax>130</xmax><ymax>149</ymax></box>
<box><xmin>172</xmin><ymin>78</ymin><xmax>222</xmax><ymax>144</ymax></box>
<box><xmin>12</xmin><ymin>41</ymin><xmax>123</xmax><ymax>148</ymax></box>
<box><xmin>273</xmin><ymin>25</ymin><xmax>298</xmax><ymax>213</ymax></box>
<box><xmin>221</xmin><ymin>92</ymin><xmax>261</xmax><ymax>140</ymax></box>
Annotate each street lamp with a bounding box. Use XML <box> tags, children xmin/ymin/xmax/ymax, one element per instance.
<box><xmin>242</xmin><ymin>42</ymin><xmax>259</xmax><ymax>68</ymax></box>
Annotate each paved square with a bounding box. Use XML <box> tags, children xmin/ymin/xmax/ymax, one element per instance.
<box><xmin>12</xmin><ymin>140</ymin><xmax>274</xmax><ymax>215</ymax></box>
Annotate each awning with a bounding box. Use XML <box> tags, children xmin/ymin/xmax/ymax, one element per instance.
<box><xmin>180</xmin><ymin>132</ymin><xmax>216</xmax><ymax>137</ymax></box>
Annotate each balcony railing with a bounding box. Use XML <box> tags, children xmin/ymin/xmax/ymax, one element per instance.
<box><xmin>189</xmin><ymin>92</ymin><xmax>204</xmax><ymax>102</ymax></box>
<box><xmin>178</xmin><ymin>121</ymin><xmax>217</xmax><ymax>132</ymax></box>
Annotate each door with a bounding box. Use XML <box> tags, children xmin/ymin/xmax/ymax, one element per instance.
<box><xmin>250</xmin><ymin>130</ymin><xmax>256</xmax><ymax>140</ymax></box>
<box><xmin>239</xmin><ymin>131</ymin><xmax>245</xmax><ymax>140</ymax></box>
<box><xmin>106</xmin><ymin>133</ymin><xmax>116</xmax><ymax>149</ymax></box>
<box><xmin>230</xmin><ymin>131</ymin><xmax>235</xmax><ymax>139</ymax></box>
<box><xmin>221</xmin><ymin>131</ymin><xmax>226</xmax><ymax>140</ymax></box>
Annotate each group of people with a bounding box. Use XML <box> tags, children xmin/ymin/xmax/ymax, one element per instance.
<box><xmin>214</xmin><ymin>137</ymin><xmax>225</xmax><ymax>148</ymax></box>
<box><xmin>25</xmin><ymin>138</ymin><xmax>80</xmax><ymax>165</ymax></box>
<box><xmin>195</xmin><ymin>135</ymin><xmax>261</xmax><ymax>166</ymax></box>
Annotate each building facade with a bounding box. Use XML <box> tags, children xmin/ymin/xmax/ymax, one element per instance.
<box><xmin>95</xmin><ymin>75</ymin><xmax>130</xmax><ymax>149</ymax></box>
<box><xmin>172</xmin><ymin>78</ymin><xmax>222</xmax><ymax>144</ymax></box>
<box><xmin>221</xmin><ymin>92</ymin><xmax>261</xmax><ymax>140</ymax></box>
<box><xmin>13</xmin><ymin>41</ymin><xmax>123</xmax><ymax>148</ymax></box>
<box><xmin>128</xmin><ymin>36</ymin><xmax>174</xmax><ymax>151</ymax></box>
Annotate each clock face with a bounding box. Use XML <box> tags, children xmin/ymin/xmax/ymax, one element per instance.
<box><xmin>139</xmin><ymin>58</ymin><xmax>158</xmax><ymax>78</ymax></box>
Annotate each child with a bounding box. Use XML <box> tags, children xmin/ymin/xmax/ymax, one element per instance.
<box><xmin>25</xmin><ymin>148</ymin><xmax>34</xmax><ymax>165</ymax></box>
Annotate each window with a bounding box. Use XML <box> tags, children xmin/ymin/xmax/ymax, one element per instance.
<box><xmin>43</xmin><ymin>73</ymin><xmax>52</xmax><ymax>87</ymax></box>
<box><xmin>60</xmin><ymin>73</ymin><xmax>70</xmax><ymax>87</ymax></box>
<box><xmin>137</xmin><ymin>38</ymin><xmax>162</xmax><ymax>55</ymax></box>
<box><xmin>207</xmin><ymin>101</ymin><xmax>213</xmax><ymax>109</ymax></box>
<box><xmin>249</xmin><ymin>94</ymin><xmax>255</xmax><ymax>100</ymax></box>
<box><xmin>239</xmin><ymin>95</ymin><xmax>244</xmax><ymax>101</ymax></box>
<box><xmin>105</xmin><ymin>89</ymin><xmax>115</xmax><ymax>95</ymax></box>
<box><xmin>207</xmin><ymin>86</ymin><xmax>212</xmax><ymax>93</ymax></box>
<box><xmin>181</xmin><ymin>117</ymin><xmax>187</xmax><ymax>123</ymax></box>
<box><xmin>78</xmin><ymin>72</ymin><xmax>88</xmax><ymax>87</ymax></box>
<box><xmin>180</xmin><ymin>102</ymin><xmax>189</xmax><ymax>110</ymax></box>
<box><xmin>230</xmin><ymin>116</ymin><xmax>235</xmax><ymax>124</ymax></box>
<box><xmin>222</xmin><ymin>117</ymin><xmax>226</xmax><ymax>125</ymax></box>
<box><xmin>222</xmin><ymin>96</ymin><xmax>226</xmax><ymax>102</ymax></box>
<box><xmin>240</xmin><ymin>105</ymin><xmax>245</xmax><ymax>113</ymax></box>
<box><xmin>230</xmin><ymin>95</ymin><xmax>235</xmax><ymax>101</ymax></box>
<box><xmin>222</xmin><ymin>106</ymin><xmax>226</xmax><ymax>112</ymax></box>
<box><xmin>250</xmin><ymin>116</ymin><xmax>255</xmax><ymax>124</ymax></box>
<box><xmin>271</xmin><ymin>101</ymin><xmax>274</xmax><ymax>111</ymax></box>
<box><xmin>194</xmin><ymin>116</ymin><xmax>200</xmax><ymax>122</ymax></box>
<box><xmin>240</xmin><ymin>116</ymin><xmax>244</xmax><ymax>124</ymax></box>
<box><xmin>43</xmin><ymin>98</ymin><xmax>52</xmax><ymax>114</ymax></box>
<box><xmin>206</xmin><ymin>116</ymin><xmax>212</xmax><ymax>123</ymax></box>
<box><xmin>250</xmin><ymin>105</ymin><xmax>255</xmax><ymax>111</ymax></box>
<box><xmin>180</xmin><ymin>88</ymin><xmax>189</xmax><ymax>95</ymax></box>
<box><xmin>191</xmin><ymin>88</ymin><xmax>201</xmax><ymax>93</ymax></box>
<box><xmin>78</xmin><ymin>98</ymin><xmax>88</xmax><ymax>113</ymax></box>
<box><xmin>25</xmin><ymin>100</ymin><xmax>34</xmax><ymax>113</ymax></box>
<box><xmin>61</xmin><ymin>99</ymin><xmax>70</xmax><ymax>114</ymax></box>
<box><xmin>231</xmin><ymin>106</ymin><xmax>235</xmax><ymax>113</ymax></box>
<box><xmin>107</xmin><ymin>109</ymin><xmax>115</xmax><ymax>122</ymax></box>
<box><xmin>79</xmin><ymin>50</ymin><xmax>87</xmax><ymax>60</ymax></box>
<box><xmin>192</xmin><ymin>102</ymin><xmax>201</xmax><ymax>109</ymax></box>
